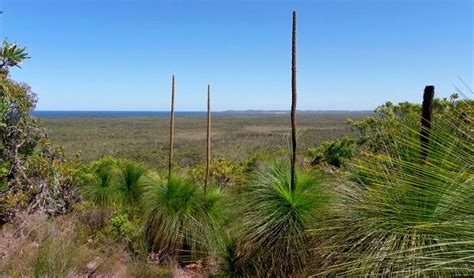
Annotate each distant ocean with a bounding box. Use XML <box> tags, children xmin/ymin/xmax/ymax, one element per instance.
<box><xmin>31</xmin><ymin>111</ymin><xmax>210</xmax><ymax>118</ymax></box>
<box><xmin>31</xmin><ymin>110</ymin><xmax>369</xmax><ymax>118</ymax></box>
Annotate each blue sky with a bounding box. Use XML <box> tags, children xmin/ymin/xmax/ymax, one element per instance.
<box><xmin>1</xmin><ymin>0</ymin><xmax>472</xmax><ymax>111</ymax></box>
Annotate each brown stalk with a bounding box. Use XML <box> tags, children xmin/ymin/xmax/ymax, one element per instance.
<box><xmin>168</xmin><ymin>74</ymin><xmax>175</xmax><ymax>182</ymax></box>
<box><xmin>205</xmin><ymin>84</ymin><xmax>211</xmax><ymax>194</ymax></box>
<box><xmin>290</xmin><ymin>11</ymin><xmax>297</xmax><ymax>192</ymax></box>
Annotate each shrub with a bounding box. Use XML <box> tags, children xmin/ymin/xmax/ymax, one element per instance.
<box><xmin>119</xmin><ymin>161</ymin><xmax>147</xmax><ymax>207</ymax></box>
<box><xmin>76</xmin><ymin>157</ymin><xmax>147</xmax><ymax>208</ymax></box>
<box><xmin>314</xmin><ymin>101</ymin><xmax>474</xmax><ymax>276</ymax></box>
<box><xmin>348</xmin><ymin>95</ymin><xmax>472</xmax><ymax>155</ymax></box>
<box><xmin>235</xmin><ymin>160</ymin><xmax>331</xmax><ymax>276</ymax></box>
<box><xmin>188</xmin><ymin>157</ymin><xmax>246</xmax><ymax>189</ymax></box>
<box><xmin>76</xmin><ymin>157</ymin><xmax>122</xmax><ymax>206</ymax></box>
<box><xmin>142</xmin><ymin>173</ymin><xmax>224</xmax><ymax>264</ymax></box>
<box><xmin>0</xmin><ymin>41</ymin><xmax>75</xmax><ymax>223</ymax></box>
<box><xmin>111</xmin><ymin>213</ymin><xmax>134</xmax><ymax>240</ymax></box>
<box><xmin>309</xmin><ymin>137</ymin><xmax>357</xmax><ymax>168</ymax></box>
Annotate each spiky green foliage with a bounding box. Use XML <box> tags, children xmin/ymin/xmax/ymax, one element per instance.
<box><xmin>142</xmin><ymin>174</ymin><xmax>224</xmax><ymax>263</ymax></box>
<box><xmin>77</xmin><ymin>157</ymin><xmax>121</xmax><ymax>206</ymax></box>
<box><xmin>218</xmin><ymin>237</ymin><xmax>239</xmax><ymax>276</ymax></box>
<box><xmin>0</xmin><ymin>39</ymin><xmax>29</xmax><ymax>70</ymax></box>
<box><xmin>120</xmin><ymin>161</ymin><xmax>146</xmax><ymax>206</ymax></box>
<box><xmin>77</xmin><ymin>157</ymin><xmax>146</xmax><ymax>207</ymax></box>
<box><xmin>314</xmin><ymin>100</ymin><xmax>473</xmax><ymax>276</ymax></box>
<box><xmin>235</xmin><ymin>161</ymin><xmax>331</xmax><ymax>276</ymax></box>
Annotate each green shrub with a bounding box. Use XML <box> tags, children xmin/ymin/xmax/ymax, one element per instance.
<box><xmin>119</xmin><ymin>161</ymin><xmax>147</xmax><ymax>207</ymax></box>
<box><xmin>1</xmin><ymin>43</ymin><xmax>76</xmax><ymax>222</ymax></box>
<box><xmin>111</xmin><ymin>213</ymin><xmax>134</xmax><ymax>240</ymax></box>
<box><xmin>235</xmin><ymin>160</ymin><xmax>331</xmax><ymax>276</ymax></box>
<box><xmin>188</xmin><ymin>157</ymin><xmax>246</xmax><ymax>189</ymax></box>
<box><xmin>349</xmin><ymin>95</ymin><xmax>472</xmax><ymax>155</ymax></box>
<box><xmin>309</xmin><ymin>137</ymin><xmax>357</xmax><ymax>168</ymax></box>
<box><xmin>314</xmin><ymin>101</ymin><xmax>474</xmax><ymax>276</ymax></box>
<box><xmin>76</xmin><ymin>157</ymin><xmax>122</xmax><ymax>206</ymax></box>
<box><xmin>76</xmin><ymin>157</ymin><xmax>147</xmax><ymax>208</ymax></box>
<box><xmin>142</xmin><ymin>173</ymin><xmax>224</xmax><ymax>264</ymax></box>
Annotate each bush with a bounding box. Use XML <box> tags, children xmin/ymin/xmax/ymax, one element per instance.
<box><xmin>234</xmin><ymin>160</ymin><xmax>331</xmax><ymax>276</ymax></box>
<box><xmin>309</xmin><ymin>137</ymin><xmax>357</xmax><ymax>168</ymax></box>
<box><xmin>76</xmin><ymin>157</ymin><xmax>147</xmax><ymax>208</ymax></box>
<box><xmin>0</xmin><ymin>40</ymin><xmax>76</xmax><ymax>224</ymax></box>
<box><xmin>142</xmin><ymin>173</ymin><xmax>224</xmax><ymax>264</ymax></box>
<box><xmin>188</xmin><ymin>157</ymin><xmax>246</xmax><ymax>189</ymax></box>
<box><xmin>120</xmin><ymin>161</ymin><xmax>147</xmax><ymax>207</ymax></box>
<box><xmin>348</xmin><ymin>95</ymin><xmax>472</xmax><ymax>155</ymax></box>
<box><xmin>76</xmin><ymin>157</ymin><xmax>122</xmax><ymax>206</ymax></box>
<box><xmin>111</xmin><ymin>213</ymin><xmax>134</xmax><ymax>240</ymax></box>
<box><xmin>313</xmin><ymin>100</ymin><xmax>474</xmax><ymax>276</ymax></box>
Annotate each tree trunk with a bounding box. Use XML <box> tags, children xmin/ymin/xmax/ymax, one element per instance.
<box><xmin>420</xmin><ymin>85</ymin><xmax>434</xmax><ymax>162</ymax></box>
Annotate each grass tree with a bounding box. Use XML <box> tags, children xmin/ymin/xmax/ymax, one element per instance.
<box><xmin>313</xmin><ymin>91</ymin><xmax>474</xmax><ymax>276</ymax></box>
<box><xmin>142</xmin><ymin>174</ymin><xmax>224</xmax><ymax>264</ymax></box>
<box><xmin>143</xmin><ymin>76</ymin><xmax>224</xmax><ymax>264</ymax></box>
<box><xmin>235</xmin><ymin>161</ymin><xmax>331</xmax><ymax>276</ymax></box>
<box><xmin>77</xmin><ymin>157</ymin><xmax>146</xmax><ymax>208</ymax></box>
<box><xmin>420</xmin><ymin>85</ymin><xmax>434</xmax><ymax>162</ymax></box>
<box><xmin>78</xmin><ymin>157</ymin><xmax>122</xmax><ymax>206</ymax></box>
<box><xmin>231</xmin><ymin>11</ymin><xmax>332</xmax><ymax>276</ymax></box>
<box><xmin>119</xmin><ymin>161</ymin><xmax>147</xmax><ymax>206</ymax></box>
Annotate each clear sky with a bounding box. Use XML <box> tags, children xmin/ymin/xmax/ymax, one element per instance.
<box><xmin>1</xmin><ymin>0</ymin><xmax>472</xmax><ymax>111</ymax></box>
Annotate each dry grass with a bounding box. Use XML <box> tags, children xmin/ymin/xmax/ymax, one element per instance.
<box><xmin>0</xmin><ymin>212</ymin><xmax>96</xmax><ymax>277</ymax></box>
<box><xmin>0</xmin><ymin>208</ymin><xmax>205</xmax><ymax>277</ymax></box>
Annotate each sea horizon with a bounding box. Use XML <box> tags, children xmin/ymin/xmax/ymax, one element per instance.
<box><xmin>31</xmin><ymin>110</ymin><xmax>372</xmax><ymax>118</ymax></box>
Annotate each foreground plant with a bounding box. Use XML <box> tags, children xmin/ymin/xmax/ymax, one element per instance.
<box><xmin>142</xmin><ymin>173</ymin><xmax>224</xmax><ymax>264</ymax></box>
<box><xmin>1</xmin><ymin>38</ymin><xmax>74</xmax><ymax>223</ymax></box>
<box><xmin>235</xmin><ymin>161</ymin><xmax>331</xmax><ymax>276</ymax></box>
<box><xmin>227</xmin><ymin>11</ymin><xmax>331</xmax><ymax>276</ymax></box>
<box><xmin>314</xmin><ymin>100</ymin><xmax>474</xmax><ymax>276</ymax></box>
<box><xmin>77</xmin><ymin>158</ymin><xmax>122</xmax><ymax>206</ymax></box>
<box><xmin>77</xmin><ymin>157</ymin><xmax>146</xmax><ymax>208</ymax></box>
<box><xmin>119</xmin><ymin>161</ymin><xmax>147</xmax><ymax>206</ymax></box>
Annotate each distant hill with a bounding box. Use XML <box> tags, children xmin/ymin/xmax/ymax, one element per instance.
<box><xmin>221</xmin><ymin>110</ymin><xmax>372</xmax><ymax>115</ymax></box>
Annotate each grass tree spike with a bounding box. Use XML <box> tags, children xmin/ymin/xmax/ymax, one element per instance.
<box><xmin>420</xmin><ymin>85</ymin><xmax>434</xmax><ymax>162</ymax></box>
<box><xmin>168</xmin><ymin>74</ymin><xmax>175</xmax><ymax>182</ymax></box>
<box><xmin>205</xmin><ymin>84</ymin><xmax>211</xmax><ymax>194</ymax></box>
<box><xmin>290</xmin><ymin>10</ymin><xmax>297</xmax><ymax>192</ymax></box>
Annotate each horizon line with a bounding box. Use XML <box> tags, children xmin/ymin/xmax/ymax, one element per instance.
<box><xmin>32</xmin><ymin>109</ymin><xmax>373</xmax><ymax>112</ymax></box>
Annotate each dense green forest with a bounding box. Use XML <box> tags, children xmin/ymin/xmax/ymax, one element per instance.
<box><xmin>1</xmin><ymin>23</ymin><xmax>473</xmax><ymax>277</ymax></box>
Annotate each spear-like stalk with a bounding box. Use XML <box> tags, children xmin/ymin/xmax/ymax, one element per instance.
<box><xmin>420</xmin><ymin>85</ymin><xmax>434</xmax><ymax>162</ymax></box>
<box><xmin>290</xmin><ymin>11</ymin><xmax>297</xmax><ymax>192</ymax></box>
<box><xmin>205</xmin><ymin>84</ymin><xmax>211</xmax><ymax>194</ymax></box>
<box><xmin>168</xmin><ymin>74</ymin><xmax>175</xmax><ymax>183</ymax></box>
